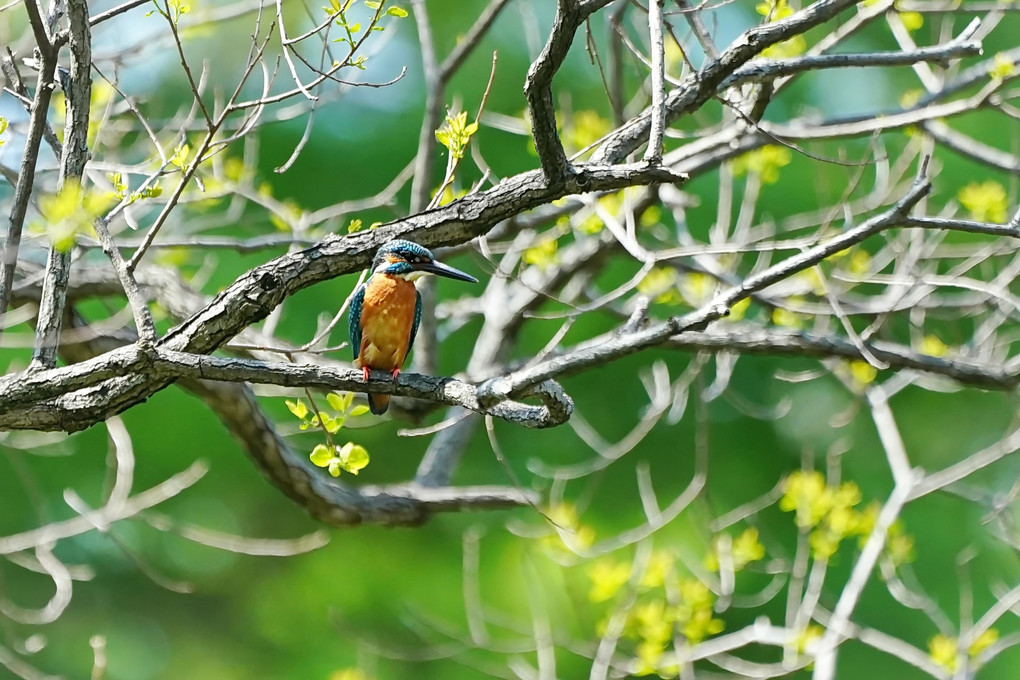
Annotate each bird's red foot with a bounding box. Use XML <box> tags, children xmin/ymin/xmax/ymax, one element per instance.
<box><xmin>362</xmin><ymin>366</ymin><xmax>370</xmax><ymax>382</ymax></box>
<box><xmin>391</xmin><ymin>368</ymin><xmax>400</xmax><ymax>379</ymax></box>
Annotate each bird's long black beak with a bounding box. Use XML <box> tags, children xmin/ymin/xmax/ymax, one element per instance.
<box><xmin>415</xmin><ymin>260</ymin><xmax>478</xmax><ymax>283</ymax></box>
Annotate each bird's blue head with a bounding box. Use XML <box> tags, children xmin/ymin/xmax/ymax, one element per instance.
<box><xmin>372</xmin><ymin>239</ymin><xmax>478</xmax><ymax>283</ymax></box>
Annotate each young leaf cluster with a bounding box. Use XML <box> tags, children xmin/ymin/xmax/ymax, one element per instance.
<box><xmin>286</xmin><ymin>393</ymin><xmax>371</xmax><ymax>477</ymax></box>
<box><xmin>32</xmin><ymin>185</ymin><xmax>117</xmax><ymax>253</ymax></box>
<box><xmin>146</xmin><ymin>0</ymin><xmax>190</xmax><ymax>25</ymax></box>
<box><xmin>324</xmin><ymin>0</ymin><xmax>406</xmax><ymax>60</ymax></box>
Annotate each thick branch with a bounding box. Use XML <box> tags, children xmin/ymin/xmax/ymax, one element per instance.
<box><xmin>40</xmin><ymin>305</ymin><xmax>539</xmax><ymax>527</ymax></box>
<box><xmin>0</xmin><ymin>347</ymin><xmax>573</xmax><ymax>431</ymax></box>
<box><xmin>161</xmin><ymin>162</ymin><xmax>684</xmax><ymax>356</ymax></box>
<box><xmin>31</xmin><ymin>0</ymin><xmax>92</xmax><ymax>370</ymax></box>
<box><xmin>524</xmin><ymin>0</ymin><xmax>614</xmax><ymax>179</ymax></box>
<box><xmin>0</xmin><ymin>1</ymin><xmax>58</xmax><ymax>340</ymax></box>
<box><xmin>185</xmin><ymin>379</ymin><xmax>536</xmax><ymax>528</ymax></box>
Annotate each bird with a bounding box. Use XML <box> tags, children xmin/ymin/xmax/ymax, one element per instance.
<box><xmin>348</xmin><ymin>239</ymin><xmax>478</xmax><ymax>415</ymax></box>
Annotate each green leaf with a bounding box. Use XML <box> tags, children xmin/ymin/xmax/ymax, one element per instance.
<box><xmin>327</xmin><ymin>391</ymin><xmax>355</xmax><ymax>413</ymax></box>
<box><xmin>285</xmin><ymin>399</ymin><xmax>309</xmax><ymax>420</ymax></box>
<box><xmin>309</xmin><ymin>444</ymin><xmax>333</xmax><ymax>467</ymax></box>
<box><xmin>386</xmin><ymin>6</ymin><xmax>407</xmax><ymax>16</ymax></box>
<box><xmin>435</xmin><ymin>129</ymin><xmax>452</xmax><ymax>150</ymax></box>
<box><xmin>328</xmin><ymin>459</ymin><xmax>342</xmax><ymax>477</ymax></box>
<box><xmin>35</xmin><ymin>184</ymin><xmax>116</xmax><ymax>253</ymax></box>
<box><xmin>350</xmin><ymin>405</ymin><xmax>371</xmax><ymax>417</ymax></box>
<box><xmin>338</xmin><ymin>443</ymin><xmax>370</xmax><ymax>475</ymax></box>
<box><xmin>990</xmin><ymin>52</ymin><xmax>1016</xmax><ymax>80</ymax></box>
<box><xmin>326</xmin><ymin>392</ymin><xmax>345</xmax><ymax>411</ymax></box>
<box><xmin>109</xmin><ymin>172</ymin><xmax>127</xmax><ymax>197</ymax></box>
<box><xmin>434</xmin><ymin>110</ymin><xmax>478</xmax><ymax>160</ymax></box>
<box><xmin>364</xmin><ymin>0</ymin><xmax>381</xmax><ymax>7</ymax></box>
<box><xmin>170</xmin><ymin>143</ymin><xmax>190</xmax><ymax>169</ymax></box>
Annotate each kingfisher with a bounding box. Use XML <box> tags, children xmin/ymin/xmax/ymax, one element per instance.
<box><xmin>348</xmin><ymin>239</ymin><xmax>478</xmax><ymax>415</ymax></box>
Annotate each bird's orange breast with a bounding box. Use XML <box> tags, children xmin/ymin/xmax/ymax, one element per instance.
<box><xmin>356</xmin><ymin>275</ymin><xmax>417</xmax><ymax>372</ymax></box>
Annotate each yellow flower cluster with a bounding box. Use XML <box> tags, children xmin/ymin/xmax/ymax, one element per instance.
<box><xmin>33</xmin><ymin>184</ymin><xmax>116</xmax><ymax>252</ymax></box>
<box><xmin>929</xmin><ymin>629</ymin><xmax>999</xmax><ymax>672</ymax></box>
<box><xmin>523</xmin><ymin>235</ymin><xmax>560</xmax><ymax>270</ymax></box>
<box><xmin>732</xmin><ymin>145</ymin><xmax>793</xmax><ymax>184</ymax></box>
<box><xmin>704</xmin><ymin>528</ymin><xmax>766</xmax><ymax>572</ymax></box>
<box><xmin>755</xmin><ymin>0</ymin><xmax>807</xmax><ymax>58</ymax></box>
<box><xmin>562</xmin><ymin>110</ymin><xmax>611</xmax><ymax>156</ymax></box>
<box><xmin>989</xmin><ymin>52</ymin><xmax>1016</xmax><ymax>81</ymax></box>
<box><xmin>540</xmin><ymin>503</ymin><xmax>596</xmax><ymax>556</ymax></box>
<box><xmin>919</xmin><ymin>334</ymin><xmax>949</xmax><ymax>357</ymax></box>
<box><xmin>575</xmin><ymin>189</ymin><xmax>662</xmax><ymax>235</ymax></box>
<box><xmin>638</xmin><ymin>267</ymin><xmax>683</xmax><ymax>305</ymax></box>
<box><xmin>958</xmin><ymin>181</ymin><xmax>1009</xmax><ymax>223</ymax></box>
<box><xmin>780</xmin><ymin>471</ymin><xmax>913</xmax><ymax>562</ymax></box>
<box><xmin>586</xmin><ymin>548</ymin><xmax>727</xmax><ymax>678</ymax></box>
<box><xmin>635</xmin><ymin>269</ymin><xmax>751</xmax><ymax>320</ymax></box>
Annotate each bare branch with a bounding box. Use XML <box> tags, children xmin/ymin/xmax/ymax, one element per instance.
<box><xmin>0</xmin><ymin>0</ymin><xmax>59</xmax><ymax>341</ymax></box>
<box><xmin>644</xmin><ymin>0</ymin><xmax>666</xmax><ymax>163</ymax></box>
<box><xmin>0</xmin><ymin>462</ymin><xmax>208</xmax><ymax>555</ymax></box>
<box><xmin>31</xmin><ymin>0</ymin><xmax>92</xmax><ymax>369</ymax></box>
<box><xmin>593</xmin><ymin>0</ymin><xmax>862</xmax><ymax>164</ymax></box>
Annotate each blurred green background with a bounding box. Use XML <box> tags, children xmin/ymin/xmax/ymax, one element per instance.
<box><xmin>1</xmin><ymin>1</ymin><xmax>1019</xmax><ymax>678</ymax></box>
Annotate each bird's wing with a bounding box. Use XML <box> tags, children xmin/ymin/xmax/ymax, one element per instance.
<box><xmin>348</xmin><ymin>282</ymin><xmax>367</xmax><ymax>361</ymax></box>
<box><xmin>407</xmin><ymin>289</ymin><xmax>422</xmax><ymax>357</ymax></box>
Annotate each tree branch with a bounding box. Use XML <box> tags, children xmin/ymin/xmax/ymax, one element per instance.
<box><xmin>525</xmin><ymin>0</ymin><xmax>615</xmax><ymax>180</ymax></box>
<box><xmin>0</xmin><ymin>346</ymin><xmax>573</xmax><ymax>431</ymax></box>
<box><xmin>477</xmin><ymin>165</ymin><xmax>982</xmax><ymax>397</ymax></box>
<box><xmin>0</xmin><ymin>0</ymin><xmax>58</xmax><ymax>342</ymax></box>
<box><xmin>31</xmin><ymin>0</ymin><xmax>92</xmax><ymax>370</ymax></box>
<box><xmin>592</xmin><ymin>0</ymin><xmax>864</xmax><ymax>164</ymax></box>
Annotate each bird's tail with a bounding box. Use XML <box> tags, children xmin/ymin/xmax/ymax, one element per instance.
<box><xmin>367</xmin><ymin>393</ymin><xmax>390</xmax><ymax>415</ymax></box>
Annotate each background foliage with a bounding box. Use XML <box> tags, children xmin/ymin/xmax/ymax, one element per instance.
<box><xmin>1</xmin><ymin>0</ymin><xmax>1019</xmax><ymax>678</ymax></box>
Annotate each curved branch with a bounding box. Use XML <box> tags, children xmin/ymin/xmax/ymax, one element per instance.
<box><xmin>0</xmin><ymin>347</ymin><xmax>573</xmax><ymax>431</ymax></box>
<box><xmin>184</xmin><ymin>378</ymin><xmax>537</xmax><ymax>528</ymax></box>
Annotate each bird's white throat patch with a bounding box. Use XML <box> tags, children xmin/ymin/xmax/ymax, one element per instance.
<box><xmin>373</xmin><ymin>262</ymin><xmax>429</xmax><ymax>282</ymax></box>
